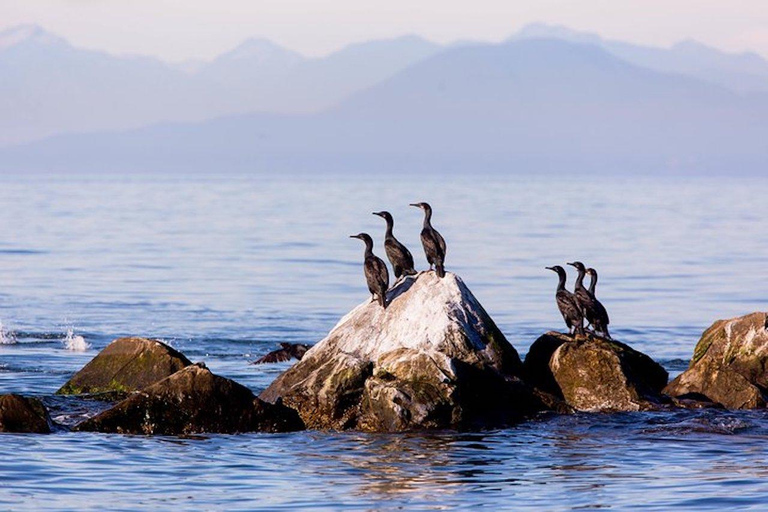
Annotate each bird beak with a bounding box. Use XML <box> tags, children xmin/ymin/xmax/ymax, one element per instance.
<box><xmin>566</xmin><ymin>262</ymin><xmax>576</xmax><ymax>267</ymax></box>
<box><xmin>545</xmin><ymin>266</ymin><xmax>555</xmax><ymax>271</ymax></box>
<box><xmin>372</xmin><ymin>212</ymin><xmax>383</xmax><ymax>217</ymax></box>
<box><xmin>349</xmin><ymin>235</ymin><xmax>359</xmax><ymax>239</ymax></box>
<box><xmin>409</xmin><ymin>203</ymin><xmax>420</xmax><ymax>208</ymax></box>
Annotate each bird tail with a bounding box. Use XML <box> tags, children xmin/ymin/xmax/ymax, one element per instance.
<box><xmin>435</xmin><ymin>263</ymin><xmax>445</xmax><ymax>278</ymax></box>
<box><xmin>378</xmin><ymin>290</ymin><xmax>388</xmax><ymax>309</ymax></box>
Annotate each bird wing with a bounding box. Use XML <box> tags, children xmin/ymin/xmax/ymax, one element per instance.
<box><xmin>420</xmin><ymin>230</ymin><xmax>444</xmax><ymax>263</ymax></box>
<box><xmin>556</xmin><ymin>291</ymin><xmax>582</xmax><ymax>324</ymax></box>
<box><xmin>366</xmin><ymin>256</ymin><xmax>389</xmax><ymax>290</ymax></box>
<box><xmin>253</xmin><ymin>348</ymin><xmax>292</xmax><ymax>364</ymax></box>
<box><xmin>435</xmin><ymin>229</ymin><xmax>446</xmax><ymax>254</ymax></box>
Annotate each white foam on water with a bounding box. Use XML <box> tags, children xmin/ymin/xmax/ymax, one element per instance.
<box><xmin>0</xmin><ymin>320</ymin><xmax>17</xmax><ymax>344</ymax></box>
<box><xmin>62</xmin><ymin>327</ymin><xmax>91</xmax><ymax>351</ymax></box>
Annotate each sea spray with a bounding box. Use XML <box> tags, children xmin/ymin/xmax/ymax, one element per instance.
<box><xmin>0</xmin><ymin>320</ymin><xmax>16</xmax><ymax>344</ymax></box>
<box><xmin>62</xmin><ymin>328</ymin><xmax>90</xmax><ymax>351</ymax></box>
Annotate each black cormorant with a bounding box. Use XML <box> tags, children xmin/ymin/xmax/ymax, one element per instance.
<box><xmin>409</xmin><ymin>202</ymin><xmax>446</xmax><ymax>278</ymax></box>
<box><xmin>372</xmin><ymin>211</ymin><xmax>417</xmax><ymax>279</ymax></box>
<box><xmin>252</xmin><ymin>343</ymin><xmax>309</xmax><ymax>364</ymax></box>
<box><xmin>545</xmin><ymin>265</ymin><xmax>585</xmax><ymax>336</ymax></box>
<box><xmin>350</xmin><ymin>233</ymin><xmax>390</xmax><ymax>308</ymax></box>
<box><xmin>568</xmin><ymin>261</ymin><xmax>611</xmax><ymax>338</ymax></box>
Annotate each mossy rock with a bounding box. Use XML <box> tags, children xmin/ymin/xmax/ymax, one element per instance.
<box><xmin>545</xmin><ymin>333</ymin><xmax>668</xmax><ymax>412</ymax></box>
<box><xmin>664</xmin><ymin>312</ymin><xmax>768</xmax><ymax>409</ymax></box>
<box><xmin>57</xmin><ymin>337</ymin><xmax>191</xmax><ymax>397</ymax></box>
<box><xmin>75</xmin><ymin>364</ymin><xmax>304</xmax><ymax>435</ymax></box>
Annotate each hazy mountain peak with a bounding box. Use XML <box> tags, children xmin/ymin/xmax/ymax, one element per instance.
<box><xmin>513</xmin><ymin>23</ymin><xmax>602</xmax><ymax>45</ymax></box>
<box><xmin>0</xmin><ymin>24</ymin><xmax>67</xmax><ymax>51</ymax></box>
<box><xmin>214</xmin><ymin>37</ymin><xmax>304</xmax><ymax>63</ymax></box>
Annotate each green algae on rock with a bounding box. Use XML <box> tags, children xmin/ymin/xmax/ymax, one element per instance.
<box><xmin>57</xmin><ymin>337</ymin><xmax>192</xmax><ymax>397</ymax></box>
<box><xmin>664</xmin><ymin>312</ymin><xmax>768</xmax><ymax>409</ymax></box>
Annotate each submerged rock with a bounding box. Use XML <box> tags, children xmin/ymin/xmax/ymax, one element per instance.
<box><xmin>260</xmin><ymin>272</ymin><xmax>542</xmax><ymax>431</ymax></box>
<box><xmin>664</xmin><ymin>312</ymin><xmax>768</xmax><ymax>409</ymax></box>
<box><xmin>0</xmin><ymin>394</ymin><xmax>52</xmax><ymax>433</ymax></box>
<box><xmin>57</xmin><ymin>337</ymin><xmax>191</xmax><ymax>396</ymax></box>
<box><xmin>75</xmin><ymin>364</ymin><xmax>304</xmax><ymax>435</ymax></box>
<box><xmin>524</xmin><ymin>332</ymin><xmax>668</xmax><ymax>412</ymax></box>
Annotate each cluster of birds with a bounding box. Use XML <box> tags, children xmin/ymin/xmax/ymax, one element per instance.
<box><xmin>350</xmin><ymin>202</ymin><xmax>447</xmax><ymax>309</ymax></box>
<box><xmin>546</xmin><ymin>262</ymin><xmax>611</xmax><ymax>338</ymax></box>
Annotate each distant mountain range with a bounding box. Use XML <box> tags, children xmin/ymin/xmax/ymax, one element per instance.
<box><xmin>1</xmin><ymin>23</ymin><xmax>767</xmax><ymax>174</ymax></box>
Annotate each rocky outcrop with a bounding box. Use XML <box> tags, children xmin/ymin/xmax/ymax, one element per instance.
<box><xmin>57</xmin><ymin>337</ymin><xmax>191</xmax><ymax>396</ymax></box>
<box><xmin>260</xmin><ymin>272</ymin><xmax>542</xmax><ymax>431</ymax></box>
<box><xmin>0</xmin><ymin>394</ymin><xmax>52</xmax><ymax>433</ymax></box>
<box><xmin>75</xmin><ymin>364</ymin><xmax>304</xmax><ymax>435</ymax></box>
<box><xmin>524</xmin><ymin>332</ymin><xmax>668</xmax><ymax>412</ymax></box>
<box><xmin>664</xmin><ymin>312</ymin><xmax>768</xmax><ymax>409</ymax></box>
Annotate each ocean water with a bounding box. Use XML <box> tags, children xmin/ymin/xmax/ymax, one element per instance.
<box><xmin>0</xmin><ymin>171</ymin><xmax>767</xmax><ymax>510</ymax></box>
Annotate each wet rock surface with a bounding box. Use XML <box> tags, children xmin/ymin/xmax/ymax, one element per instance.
<box><xmin>261</xmin><ymin>272</ymin><xmax>542</xmax><ymax>431</ymax></box>
<box><xmin>57</xmin><ymin>337</ymin><xmax>192</xmax><ymax>396</ymax></box>
<box><xmin>75</xmin><ymin>364</ymin><xmax>304</xmax><ymax>435</ymax></box>
<box><xmin>525</xmin><ymin>332</ymin><xmax>668</xmax><ymax>412</ymax></box>
<box><xmin>0</xmin><ymin>394</ymin><xmax>52</xmax><ymax>433</ymax></box>
<box><xmin>664</xmin><ymin>312</ymin><xmax>768</xmax><ymax>409</ymax></box>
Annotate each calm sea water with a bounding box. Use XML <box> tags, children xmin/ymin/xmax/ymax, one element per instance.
<box><xmin>1</xmin><ymin>171</ymin><xmax>767</xmax><ymax>510</ymax></box>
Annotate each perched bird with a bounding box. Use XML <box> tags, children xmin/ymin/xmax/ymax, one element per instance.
<box><xmin>586</xmin><ymin>267</ymin><xmax>599</xmax><ymax>295</ymax></box>
<box><xmin>545</xmin><ymin>265</ymin><xmax>585</xmax><ymax>336</ymax></box>
<box><xmin>372</xmin><ymin>211</ymin><xmax>417</xmax><ymax>279</ymax></box>
<box><xmin>350</xmin><ymin>233</ymin><xmax>390</xmax><ymax>308</ymax></box>
<box><xmin>252</xmin><ymin>343</ymin><xmax>309</xmax><ymax>364</ymax></box>
<box><xmin>568</xmin><ymin>261</ymin><xmax>611</xmax><ymax>338</ymax></box>
<box><xmin>409</xmin><ymin>202</ymin><xmax>446</xmax><ymax>278</ymax></box>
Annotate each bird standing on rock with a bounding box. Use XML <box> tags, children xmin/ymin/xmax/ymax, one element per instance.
<box><xmin>410</xmin><ymin>202</ymin><xmax>446</xmax><ymax>278</ymax></box>
<box><xmin>350</xmin><ymin>233</ymin><xmax>390</xmax><ymax>308</ymax></box>
<box><xmin>568</xmin><ymin>261</ymin><xmax>611</xmax><ymax>338</ymax></box>
<box><xmin>546</xmin><ymin>265</ymin><xmax>585</xmax><ymax>336</ymax></box>
<box><xmin>372</xmin><ymin>211</ymin><xmax>417</xmax><ymax>279</ymax></box>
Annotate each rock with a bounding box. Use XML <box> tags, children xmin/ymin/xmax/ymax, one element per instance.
<box><xmin>260</xmin><ymin>272</ymin><xmax>542</xmax><ymax>431</ymax></box>
<box><xmin>75</xmin><ymin>364</ymin><xmax>304</xmax><ymax>435</ymax></box>
<box><xmin>57</xmin><ymin>337</ymin><xmax>191</xmax><ymax>396</ymax></box>
<box><xmin>252</xmin><ymin>343</ymin><xmax>310</xmax><ymax>364</ymax></box>
<box><xmin>524</xmin><ymin>332</ymin><xmax>668</xmax><ymax>412</ymax></box>
<box><xmin>664</xmin><ymin>312</ymin><xmax>768</xmax><ymax>409</ymax></box>
<box><xmin>0</xmin><ymin>394</ymin><xmax>52</xmax><ymax>433</ymax></box>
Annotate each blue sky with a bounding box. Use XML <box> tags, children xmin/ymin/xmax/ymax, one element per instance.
<box><xmin>1</xmin><ymin>0</ymin><xmax>767</xmax><ymax>61</ymax></box>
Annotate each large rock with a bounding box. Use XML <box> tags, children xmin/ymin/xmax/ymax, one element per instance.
<box><xmin>75</xmin><ymin>364</ymin><xmax>304</xmax><ymax>435</ymax></box>
<box><xmin>0</xmin><ymin>394</ymin><xmax>52</xmax><ymax>433</ymax></box>
<box><xmin>57</xmin><ymin>337</ymin><xmax>191</xmax><ymax>396</ymax></box>
<box><xmin>260</xmin><ymin>272</ymin><xmax>542</xmax><ymax>431</ymax></box>
<box><xmin>524</xmin><ymin>332</ymin><xmax>668</xmax><ymax>412</ymax></box>
<box><xmin>664</xmin><ymin>312</ymin><xmax>768</xmax><ymax>409</ymax></box>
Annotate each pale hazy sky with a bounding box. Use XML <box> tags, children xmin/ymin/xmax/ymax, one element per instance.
<box><xmin>2</xmin><ymin>0</ymin><xmax>768</xmax><ymax>61</ymax></box>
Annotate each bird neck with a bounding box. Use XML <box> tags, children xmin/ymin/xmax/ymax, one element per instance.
<box><xmin>556</xmin><ymin>272</ymin><xmax>567</xmax><ymax>291</ymax></box>
<box><xmin>384</xmin><ymin>217</ymin><xmax>394</xmax><ymax>238</ymax></box>
<box><xmin>574</xmin><ymin>269</ymin><xmax>586</xmax><ymax>289</ymax></box>
<box><xmin>363</xmin><ymin>238</ymin><xmax>374</xmax><ymax>257</ymax></box>
<box><xmin>422</xmin><ymin>208</ymin><xmax>433</xmax><ymax>229</ymax></box>
<box><xmin>588</xmin><ymin>274</ymin><xmax>597</xmax><ymax>294</ymax></box>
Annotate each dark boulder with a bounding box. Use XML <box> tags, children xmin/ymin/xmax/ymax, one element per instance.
<box><xmin>57</xmin><ymin>337</ymin><xmax>191</xmax><ymax>396</ymax></box>
<box><xmin>664</xmin><ymin>312</ymin><xmax>768</xmax><ymax>409</ymax></box>
<box><xmin>524</xmin><ymin>332</ymin><xmax>668</xmax><ymax>412</ymax></box>
<box><xmin>75</xmin><ymin>364</ymin><xmax>304</xmax><ymax>435</ymax></box>
<box><xmin>261</xmin><ymin>272</ymin><xmax>543</xmax><ymax>431</ymax></box>
<box><xmin>0</xmin><ymin>394</ymin><xmax>52</xmax><ymax>433</ymax></box>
